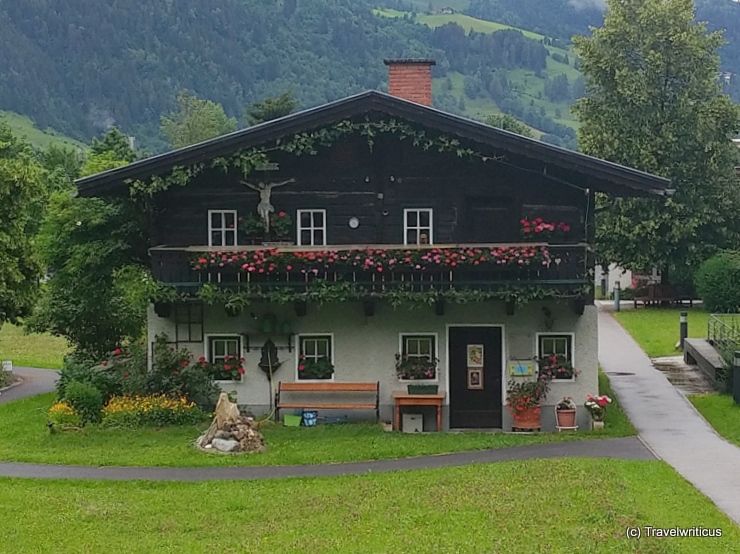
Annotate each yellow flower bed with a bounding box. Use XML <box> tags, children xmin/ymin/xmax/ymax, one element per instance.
<box><xmin>102</xmin><ymin>394</ymin><xmax>206</xmax><ymax>428</ymax></box>
<box><xmin>47</xmin><ymin>401</ymin><xmax>82</xmax><ymax>428</ymax></box>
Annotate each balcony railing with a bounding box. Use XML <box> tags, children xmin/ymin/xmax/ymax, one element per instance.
<box><xmin>150</xmin><ymin>243</ymin><xmax>590</xmax><ymax>296</ymax></box>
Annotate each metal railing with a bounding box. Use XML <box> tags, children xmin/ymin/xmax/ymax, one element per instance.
<box><xmin>707</xmin><ymin>314</ymin><xmax>740</xmax><ymax>366</ymax></box>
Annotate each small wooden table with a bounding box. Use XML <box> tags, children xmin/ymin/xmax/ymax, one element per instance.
<box><xmin>392</xmin><ymin>392</ymin><xmax>446</xmax><ymax>432</ymax></box>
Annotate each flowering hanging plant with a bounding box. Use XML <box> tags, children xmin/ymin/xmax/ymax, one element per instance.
<box><xmin>520</xmin><ymin>218</ymin><xmax>571</xmax><ymax>242</ymax></box>
<box><xmin>395</xmin><ymin>354</ymin><xmax>438</xmax><ymax>380</ymax></box>
<box><xmin>192</xmin><ymin>245</ymin><xmax>553</xmax><ymax>275</ymax></box>
<box><xmin>196</xmin><ymin>355</ymin><xmax>246</xmax><ymax>381</ymax></box>
<box><xmin>298</xmin><ymin>355</ymin><xmax>335</xmax><ymax>380</ymax></box>
<box><xmin>506</xmin><ymin>379</ymin><xmax>549</xmax><ymax>413</ymax></box>
<box><xmin>584</xmin><ymin>394</ymin><xmax>612</xmax><ymax>421</ymax></box>
<box><xmin>538</xmin><ymin>354</ymin><xmax>579</xmax><ymax>380</ymax></box>
<box><xmin>269</xmin><ymin>211</ymin><xmax>292</xmax><ymax>237</ymax></box>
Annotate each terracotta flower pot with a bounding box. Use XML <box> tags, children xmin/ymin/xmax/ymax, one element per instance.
<box><xmin>511</xmin><ymin>405</ymin><xmax>541</xmax><ymax>430</ymax></box>
<box><xmin>556</xmin><ymin>409</ymin><xmax>577</xmax><ymax>428</ymax></box>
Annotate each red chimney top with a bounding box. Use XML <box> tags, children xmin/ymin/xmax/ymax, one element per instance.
<box><xmin>383</xmin><ymin>59</ymin><xmax>436</xmax><ymax>107</ymax></box>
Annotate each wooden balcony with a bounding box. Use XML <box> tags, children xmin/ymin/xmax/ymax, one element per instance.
<box><xmin>150</xmin><ymin>243</ymin><xmax>591</xmax><ymax>298</ymax></box>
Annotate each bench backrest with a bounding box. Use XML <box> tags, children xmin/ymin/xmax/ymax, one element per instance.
<box><xmin>279</xmin><ymin>382</ymin><xmax>378</xmax><ymax>393</ymax></box>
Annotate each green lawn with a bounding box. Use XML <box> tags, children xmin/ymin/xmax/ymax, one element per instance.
<box><xmin>0</xmin><ymin>459</ymin><xmax>737</xmax><ymax>552</ymax></box>
<box><xmin>613</xmin><ymin>308</ymin><xmax>710</xmax><ymax>358</ymax></box>
<box><xmin>0</xmin><ymin>370</ymin><xmax>629</xmax><ymax>467</ymax></box>
<box><xmin>691</xmin><ymin>393</ymin><xmax>740</xmax><ymax>447</ymax></box>
<box><xmin>0</xmin><ymin>324</ymin><xmax>69</xmax><ymax>369</ymax></box>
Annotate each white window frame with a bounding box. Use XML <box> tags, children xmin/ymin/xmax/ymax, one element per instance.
<box><xmin>398</xmin><ymin>332</ymin><xmax>439</xmax><ymax>382</ymax></box>
<box><xmin>205</xmin><ymin>333</ymin><xmax>243</xmax><ymax>382</ymax></box>
<box><xmin>535</xmin><ymin>332</ymin><xmax>575</xmax><ymax>382</ymax></box>
<box><xmin>296</xmin><ymin>209</ymin><xmax>327</xmax><ymax>246</ymax></box>
<box><xmin>208</xmin><ymin>210</ymin><xmax>238</xmax><ymax>247</ymax></box>
<box><xmin>296</xmin><ymin>333</ymin><xmax>334</xmax><ymax>381</ymax></box>
<box><xmin>403</xmin><ymin>208</ymin><xmax>434</xmax><ymax>245</ymax></box>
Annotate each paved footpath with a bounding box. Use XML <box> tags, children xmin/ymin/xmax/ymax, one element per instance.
<box><xmin>599</xmin><ymin>309</ymin><xmax>740</xmax><ymax>527</ymax></box>
<box><xmin>0</xmin><ymin>367</ymin><xmax>57</xmax><ymax>404</ymax></box>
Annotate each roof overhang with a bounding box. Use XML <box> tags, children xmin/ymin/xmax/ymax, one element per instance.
<box><xmin>76</xmin><ymin>90</ymin><xmax>670</xmax><ymax>198</ymax></box>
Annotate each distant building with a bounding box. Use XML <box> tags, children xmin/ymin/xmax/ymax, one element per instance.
<box><xmin>430</xmin><ymin>7</ymin><xmax>455</xmax><ymax>15</ymax></box>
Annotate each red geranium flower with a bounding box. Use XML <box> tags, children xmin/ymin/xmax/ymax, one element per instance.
<box><xmin>114</xmin><ymin>348</ymin><xmax>121</xmax><ymax>356</ymax></box>
<box><xmin>238</xmin><ymin>367</ymin><xmax>245</xmax><ymax>375</ymax></box>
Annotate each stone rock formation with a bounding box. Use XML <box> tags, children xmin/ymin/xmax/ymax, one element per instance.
<box><xmin>196</xmin><ymin>393</ymin><xmax>267</xmax><ymax>454</ymax></box>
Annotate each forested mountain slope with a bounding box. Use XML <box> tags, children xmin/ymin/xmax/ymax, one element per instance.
<box><xmin>0</xmin><ymin>0</ymin><xmax>440</xmax><ymax>146</ymax></box>
<box><xmin>1</xmin><ymin>0</ymin><xmax>739</xmax><ymax>151</ymax></box>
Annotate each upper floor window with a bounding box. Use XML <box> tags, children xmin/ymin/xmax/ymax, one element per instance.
<box><xmin>297</xmin><ymin>209</ymin><xmax>326</xmax><ymax>246</ymax></box>
<box><xmin>404</xmin><ymin>209</ymin><xmax>433</xmax><ymax>245</ymax></box>
<box><xmin>209</xmin><ymin>210</ymin><xmax>237</xmax><ymax>247</ymax></box>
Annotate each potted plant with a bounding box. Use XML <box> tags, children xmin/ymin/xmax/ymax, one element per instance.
<box><xmin>268</xmin><ymin>211</ymin><xmax>293</xmax><ymax>241</ymax></box>
<box><xmin>298</xmin><ymin>355</ymin><xmax>334</xmax><ymax>380</ymax></box>
<box><xmin>395</xmin><ymin>354</ymin><xmax>438</xmax><ymax>394</ymax></box>
<box><xmin>520</xmin><ymin>218</ymin><xmax>571</xmax><ymax>242</ymax></box>
<box><xmin>238</xmin><ymin>214</ymin><xmax>266</xmax><ymax>244</ymax></box>
<box><xmin>538</xmin><ymin>354</ymin><xmax>579</xmax><ymax>380</ymax></box>
<box><xmin>506</xmin><ymin>378</ymin><xmax>549</xmax><ymax>430</ymax></box>
<box><xmin>555</xmin><ymin>396</ymin><xmax>577</xmax><ymax>428</ymax></box>
<box><xmin>584</xmin><ymin>394</ymin><xmax>612</xmax><ymax>430</ymax></box>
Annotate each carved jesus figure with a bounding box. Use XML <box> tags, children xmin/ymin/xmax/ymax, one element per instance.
<box><xmin>241</xmin><ymin>178</ymin><xmax>295</xmax><ymax>232</ymax></box>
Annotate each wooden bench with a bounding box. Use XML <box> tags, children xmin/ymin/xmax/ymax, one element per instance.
<box><xmin>634</xmin><ymin>284</ymin><xmax>694</xmax><ymax>308</ymax></box>
<box><xmin>275</xmin><ymin>381</ymin><xmax>380</xmax><ymax>422</ymax></box>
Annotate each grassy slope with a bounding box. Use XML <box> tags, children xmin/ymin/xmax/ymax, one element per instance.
<box><xmin>0</xmin><ymin>324</ymin><xmax>69</xmax><ymax>370</ymax></box>
<box><xmin>1</xmin><ymin>459</ymin><xmax>738</xmax><ymax>552</ymax></box>
<box><xmin>374</xmin><ymin>8</ymin><xmax>579</xmax><ymax>131</ymax></box>
<box><xmin>612</xmin><ymin>308</ymin><xmax>710</xmax><ymax>358</ymax></box>
<box><xmin>0</xmin><ymin>110</ymin><xmax>85</xmax><ymax>150</ymax></box>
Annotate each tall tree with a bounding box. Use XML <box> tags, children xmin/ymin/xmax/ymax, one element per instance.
<box><xmin>245</xmin><ymin>91</ymin><xmax>299</xmax><ymax>126</ymax></box>
<box><xmin>0</xmin><ymin>122</ymin><xmax>44</xmax><ymax>328</ymax></box>
<box><xmin>161</xmin><ymin>92</ymin><xmax>238</xmax><ymax>149</ymax></box>
<box><xmin>90</xmin><ymin>127</ymin><xmax>136</xmax><ymax>162</ymax></box>
<box><xmin>28</xmin><ymin>132</ymin><xmax>147</xmax><ymax>357</ymax></box>
<box><xmin>573</xmin><ymin>0</ymin><xmax>740</xmax><ymax>281</ymax></box>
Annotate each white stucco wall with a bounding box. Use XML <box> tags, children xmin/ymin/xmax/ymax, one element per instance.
<box><xmin>147</xmin><ymin>301</ymin><xmax>598</xmax><ymax>430</ymax></box>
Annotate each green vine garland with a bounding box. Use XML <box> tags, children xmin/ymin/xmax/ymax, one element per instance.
<box><xmin>124</xmin><ymin>118</ymin><xmax>500</xmax><ymax>198</ymax></box>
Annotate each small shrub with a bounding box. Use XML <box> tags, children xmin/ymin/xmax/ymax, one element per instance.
<box><xmin>695</xmin><ymin>251</ymin><xmax>740</xmax><ymax>312</ymax></box>
<box><xmin>47</xmin><ymin>401</ymin><xmax>82</xmax><ymax>428</ymax></box>
<box><xmin>148</xmin><ymin>335</ymin><xmax>220</xmax><ymax>408</ymax></box>
<box><xmin>57</xmin><ymin>353</ymin><xmax>122</xmax><ymax>401</ymax></box>
<box><xmin>101</xmin><ymin>394</ymin><xmax>209</xmax><ymax>428</ymax></box>
<box><xmin>64</xmin><ymin>380</ymin><xmax>104</xmax><ymax>425</ymax></box>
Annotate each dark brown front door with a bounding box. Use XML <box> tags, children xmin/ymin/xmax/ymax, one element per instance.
<box><xmin>448</xmin><ymin>327</ymin><xmax>503</xmax><ymax>428</ymax></box>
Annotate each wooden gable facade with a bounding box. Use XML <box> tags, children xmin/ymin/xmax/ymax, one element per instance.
<box><xmin>76</xmin><ymin>91</ymin><xmax>669</xmax><ymax>308</ymax></box>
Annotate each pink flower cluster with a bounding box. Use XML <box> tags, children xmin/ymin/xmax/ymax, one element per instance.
<box><xmin>192</xmin><ymin>246</ymin><xmax>552</xmax><ymax>274</ymax></box>
<box><xmin>520</xmin><ymin>218</ymin><xmax>571</xmax><ymax>236</ymax></box>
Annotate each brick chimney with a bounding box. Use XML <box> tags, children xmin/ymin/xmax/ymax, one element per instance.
<box><xmin>383</xmin><ymin>59</ymin><xmax>436</xmax><ymax>107</ymax></box>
